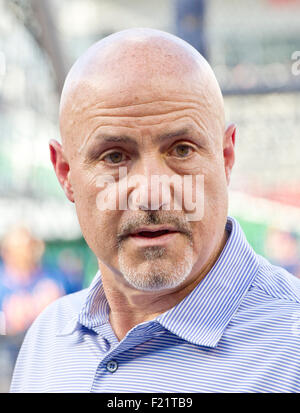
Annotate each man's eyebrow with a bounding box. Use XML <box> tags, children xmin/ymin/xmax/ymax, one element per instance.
<box><xmin>95</xmin><ymin>130</ymin><xmax>191</xmax><ymax>144</ymax></box>
<box><xmin>86</xmin><ymin>127</ymin><xmax>195</xmax><ymax>154</ymax></box>
<box><xmin>94</xmin><ymin>135</ymin><xmax>136</xmax><ymax>145</ymax></box>
<box><xmin>157</xmin><ymin>128</ymin><xmax>193</xmax><ymax>142</ymax></box>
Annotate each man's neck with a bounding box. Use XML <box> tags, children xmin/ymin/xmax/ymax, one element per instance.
<box><xmin>99</xmin><ymin>228</ymin><xmax>229</xmax><ymax>341</ymax></box>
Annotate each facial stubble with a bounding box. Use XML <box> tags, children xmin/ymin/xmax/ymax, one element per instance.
<box><xmin>117</xmin><ymin>234</ymin><xmax>194</xmax><ymax>292</ymax></box>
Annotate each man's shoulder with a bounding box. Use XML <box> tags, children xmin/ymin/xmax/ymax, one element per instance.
<box><xmin>233</xmin><ymin>253</ymin><xmax>300</xmax><ymax>326</ymax></box>
<box><xmin>252</xmin><ymin>254</ymin><xmax>300</xmax><ymax>306</ymax></box>
<box><xmin>229</xmin><ymin>256</ymin><xmax>300</xmax><ymax>351</ymax></box>
<box><xmin>10</xmin><ymin>288</ymin><xmax>90</xmax><ymax>392</ymax></box>
<box><xmin>234</xmin><ymin>254</ymin><xmax>300</xmax><ymax>337</ymax></box>
<box><xmin>28</xmin><ymin>287</ymin><xmax>89</xmax><ymax>336</ymax></box>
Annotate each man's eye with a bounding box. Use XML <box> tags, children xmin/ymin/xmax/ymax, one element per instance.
<box><xmin>103</xmin><ymin>151</ymin><xmax>125</xmax><ymax>164</ymax></box>
<box><xmin>172</xmin><ymin>144</ymin><xmax>193</xmax><ymax>157</ymax></box>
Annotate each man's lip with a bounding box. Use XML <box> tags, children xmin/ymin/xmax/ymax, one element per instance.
<box><xmin>128</xmin><ymin>231</ymin><xmax>179</xmax><ymax>246</ymax></box>
<box><xmin>129</xmin><ymin>226</ymin><xmax>179</xmax><ymax>236</ymax></box>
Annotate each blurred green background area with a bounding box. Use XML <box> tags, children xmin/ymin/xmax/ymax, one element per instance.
<box><xmin>44</xmin><ymin>238</ymin><xmax>97</xmax><ymax>288</ymax></box>
<box><xmin>1</xmin><ymin>0</ymin><xmax>300</xmax><ymax>392</ymax></box>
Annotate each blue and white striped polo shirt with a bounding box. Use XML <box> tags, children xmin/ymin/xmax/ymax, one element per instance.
<box><xmin>10</xmin><ymin>216</ymin><xmax>300</xmax><ymax>392</ymax></box>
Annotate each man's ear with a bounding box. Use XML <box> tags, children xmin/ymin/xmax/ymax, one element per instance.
<box><xmin>49</xmin><ymin>139</ymin><xmax>74</xmax><ymax>203</ymax></box>
<box><xmin>223</xmin><ymin>123</ymin><xmax>236</xmax><ymax>185</ymax></box>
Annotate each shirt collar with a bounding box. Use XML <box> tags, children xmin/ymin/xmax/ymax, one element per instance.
<box><xmin>56</xmin><ymin>271</ymin><xmax>107</xmax><ymax>336</ymax></box>
<box><xmin>58</xmin><ymin>216</ymin><xmax>260</xmax><ymax>346</ymax></box>
<box><xmin>156</xmin><ymin>216</ymin><xmax>260</xmax><ymax>347</ymax></box>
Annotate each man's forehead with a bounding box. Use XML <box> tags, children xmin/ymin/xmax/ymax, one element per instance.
<box><xmin>59</xmin><ymin>28</ymin><xmax>225</xmax><ymax>150</ymax></box>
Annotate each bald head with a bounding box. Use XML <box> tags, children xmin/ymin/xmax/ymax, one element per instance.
<box><xmin>59</xmin><ymin>28</ymin><xmax>225</xmax><ymax>153</ymax></box>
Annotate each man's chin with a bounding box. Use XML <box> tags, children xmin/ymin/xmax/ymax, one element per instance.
<box><xmin>122</xmin><ymin>272</ymin><xmax>187</xmax><ymax>292</ymax></box>
<box><xmin>118</xmin><ymin>255</ymin><xmax>194</xmax><ymax>292</ymax></box>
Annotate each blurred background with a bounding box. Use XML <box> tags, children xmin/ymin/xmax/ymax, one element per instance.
<box><xmin>0</xmin><ymin>0</ymin><xmax>300</xmax><ymax>392</ymax></box>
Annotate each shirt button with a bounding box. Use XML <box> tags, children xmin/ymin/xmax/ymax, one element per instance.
<box><xmin>106</xmin><ymin>360</ymin><xmax>118</xmax><ymax>373</ymax></box>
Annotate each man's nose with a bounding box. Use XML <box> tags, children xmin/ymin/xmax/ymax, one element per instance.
<box><xmin>130</xmin><ymin>155</ymin><xmax>171</xmax><ymax>211</ymax></box>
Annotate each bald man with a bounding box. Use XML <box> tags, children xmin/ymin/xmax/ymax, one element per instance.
<box><xmin>11</xmin><ymin>29</ymin><xmax>300</xmax><ymax>393</ymax></box>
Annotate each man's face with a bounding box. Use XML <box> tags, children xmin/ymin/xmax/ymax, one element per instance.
<box><xmin>56</xmin><ymin>36</ymin><xmax>234</xmax><ymax>293</ymax></box>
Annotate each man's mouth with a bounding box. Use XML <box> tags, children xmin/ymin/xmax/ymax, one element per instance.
<box><xmin>129</xmin><ymin>225</ymin><xmax>179</xmax><ymax>238</ymax></box>
<box><xmin>131</xmin><ymin>229</ymin><xmax>177</xmax><ymax>238</ymax></box>
<box><xmin>125</xmin><ymin>226</ymin><xmax>180</xmax><ymax>246</ymax></box>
